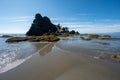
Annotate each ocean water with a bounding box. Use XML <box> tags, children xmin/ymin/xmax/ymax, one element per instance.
<box><xmin>57</xmin><ymin>32</ymin><xmax>120</xmax><ymax>59</ymax></box>
<box><xmin>0</xmin><ymin>33</ymin><xmax>120</xmax><ymax>74</ymax></box>
<box><xmin>0</xmin><ymin>34</ymin><xmax>36</xmax><ymax>73</ymax></box>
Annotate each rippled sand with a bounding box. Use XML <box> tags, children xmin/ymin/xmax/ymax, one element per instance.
<box><xmin>0</xmin><ymin>41</ymin><xmax>120</xmax><ymax>80</ymax></box>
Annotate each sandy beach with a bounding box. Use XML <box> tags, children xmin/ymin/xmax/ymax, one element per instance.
<box><xmin>0</xmin><ymin>41</ymin><xmax>120</xmax><ymax>80</ymax></box>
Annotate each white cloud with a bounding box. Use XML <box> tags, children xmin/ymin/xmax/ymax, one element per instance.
<box><xmin>15</xmin><ymin>16</ymin><xmax>34</xmax><ymax>19</ymax></box>
<box><xmin>14</xmin><ymin>19</ymin><xmax>30</xmax><ymax>22</ymax></box>
<box><xmin>51</xmin><ymin>17</ymin><xmax>77</xmax><ymax>21</ymax></box>
<box><xmin>1</xmin><ymin>15</ymin><xmax>120</xmax><ymax>33</ymax></box>
<box><xmin>0</xmin><ymin>16</ymin><xmax>34</xmax><ymax>23</ymax></box>
<box><xmin>7</xmin><ymin>16</ymin><xmax>34</xmax><ymax>20</ymax></box>
<box><xmin>59</xmin><ymin>22</ymin><xmax>120</xmax><ymax>33</ymax></box>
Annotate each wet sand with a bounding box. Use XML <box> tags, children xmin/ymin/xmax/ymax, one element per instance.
<box><xmin>0</xmin><ymin>42</ymin><xmax>120</xmax><ymax>80</ymax></box>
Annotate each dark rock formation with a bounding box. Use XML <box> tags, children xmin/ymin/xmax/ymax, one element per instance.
<box><xmin>69</xmin><ymin>30</ymin><xmax>80</xmax><ymax>35</ymax></box>
<box><xmin>26</xmin><ymin>13</ymin><xmax>58</xmax><ymax>36</ymax></box>
<box><xmin>69</xmin><ymin>30</ymin><xmax>76</xmax><ymax>34</ymax></box>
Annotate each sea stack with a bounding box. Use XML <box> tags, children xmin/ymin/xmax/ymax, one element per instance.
<box><xmin>26</xmin><ymin>13</ymin><xmax>58</xmax><ymax>36</ymax></box>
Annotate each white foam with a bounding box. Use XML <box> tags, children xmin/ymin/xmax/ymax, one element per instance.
<box><xmin>0</xmin><ymin>54</ymin><xmax>33</xmax><ymax>74</ymax></box>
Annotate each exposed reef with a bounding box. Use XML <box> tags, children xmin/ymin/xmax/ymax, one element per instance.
<box><xmin>80</xmin><ymin>34</ymin><xmax>112</xmax><ymax>41</ymax></box>
<box><xmin>6</xmin><ymin>35</ymin><xmax>60</xmax><ymax>43</ymax></box>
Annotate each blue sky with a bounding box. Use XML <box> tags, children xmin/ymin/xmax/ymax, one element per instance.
<box><xmin>0</xmin><ymin>0</ymin><xmax>120</xmax><ymax>33</ymax></box>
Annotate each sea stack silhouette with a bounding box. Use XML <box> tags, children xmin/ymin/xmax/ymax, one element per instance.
<box><xmin>26</xmin><ymin>13</ymin><xmax>58</xmax><ymax>36</ymax></box>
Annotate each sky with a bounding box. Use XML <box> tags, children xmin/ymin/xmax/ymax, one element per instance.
<box><xmin>0</xmin><ymin>0</ymin><xmax>120</xmax><ymax>33</ymax></box>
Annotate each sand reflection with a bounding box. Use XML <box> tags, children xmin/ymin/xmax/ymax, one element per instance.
<box><xmin>33</xmin><ymin>42</ymin><xmax>55</xmax><ymax>56</ymax></box>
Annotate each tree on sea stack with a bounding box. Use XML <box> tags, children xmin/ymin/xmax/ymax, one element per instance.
<box><xmin>26</xmin><ymin>13</ymin><xmax>58</xmax><ymax>36</ymax></box>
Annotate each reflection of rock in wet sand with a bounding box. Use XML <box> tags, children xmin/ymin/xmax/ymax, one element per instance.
<box><xmin>33</xmin><ymin>42</ymin><xmax>55</xmax><ymax>56</ymax></box>
<box><xmin>33</xmin><ymin>42</ymin><xmax>48</xmax><ymax>49</ymax></box>
<box><xmin>39</xmin><ymin>42</ymin><xmax>55</xmax><ymax>56</ymax></box>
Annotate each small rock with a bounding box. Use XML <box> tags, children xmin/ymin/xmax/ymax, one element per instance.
<box><xmin>111</xmin><ymin>55</ymin><xmax>120</xmax><ymax>59</ymax></box>
<box><xmin>98</xmin><ymin>35</ymin><xmax>111</xmax><ymax>40</ymax></box>
<box><xmin>111</xmin><ymin>55</ymin><xmax>120</xmax><ymax>62</ymax></box>
<box><xmin>0</xmin><ymin>35</ymin><xmax>13</xmax><ymax>38</ymax></box>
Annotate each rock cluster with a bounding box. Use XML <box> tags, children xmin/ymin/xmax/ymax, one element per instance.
<box><xmin>80</xmin><ymin>34</ymin><xmax>112</xmax><ymax>41</ymax></box>
<box><xmin>6</xmin><ymin>35</ymin><xmax>60</xmax><ymax>43</ymax></box>
<box><xmin>98</xmin><ymin>35</ymin><xmax>111</xmax><ymax>40</ymax></box>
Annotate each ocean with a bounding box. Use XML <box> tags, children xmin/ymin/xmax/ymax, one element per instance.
<box><xmin>0</xmin><ymin>34</ymin><xmax>37</xmax><ymax>73</ymax></box>
<box><xmin>0</xmin><ymin>32</ymin><xmax>120</xmax><ymax>74</ymax></box>
<box><xmin>57</xmin><ymin>32</ymin><xmax>120</xmax><ymax>59</ymax></box>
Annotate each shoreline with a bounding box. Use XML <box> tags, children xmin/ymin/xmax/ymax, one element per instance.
<box><xmin>0</xmin><ymin>42</ymin><xmax>52</xmax><ymax>74</ymax></box>
<box><xmin>0</xmin><ymin>41</ymin><xmax>120</xmax><ymax>80</ymax></box>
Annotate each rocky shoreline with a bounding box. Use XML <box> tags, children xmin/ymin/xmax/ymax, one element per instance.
<box><xmin>6</xmin><ymin>35</ymin><xmax>60</xmax><ymax>43</ymax></box>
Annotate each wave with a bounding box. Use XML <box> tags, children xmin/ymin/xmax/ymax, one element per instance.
<box><xmin>0</xmin><ymin>38</ymin><xmax>37</xmax><ymax>74</ymax></box>
<box><xmin>0</xmin><ymin>54</ymin><xmax>33</xmax><ymax>74</ymax></box>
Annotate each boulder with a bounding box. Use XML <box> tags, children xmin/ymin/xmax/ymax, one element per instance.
<box><xmin>6</xmin><ymin>37</ymin><xmax>29</xmax><ymax>43</ymax></box>
<box><xmin>111</xmin><ymin>55</ymin><xmax>120</xmax><ymax>62</ymax></box>
<box><xmin>98</xmin><ymin>35</ymin><xmax>111</xmax><ymax>40</ymax></box>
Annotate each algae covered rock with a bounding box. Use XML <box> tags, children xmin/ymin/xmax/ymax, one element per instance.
<box><xmin>98</xmin><ymin>35</ymin><xmax>111</xmax><ymax>40</ymax></box>
<box><xmin>29</xmin><ymin>35</ymin><xmax>60</xmax><ymax>42</ymax></box>
<box><xmin>88</xmin><ymin>34</ymin><xmax>100</xmax><ymax>39</ymax></box>
<box><xmin>6</xmin><ymin>35</ymin><xmax>60</xmax><ymax>43</ymax></box>
<box><xmin>6</xmin><ymin>37</ymin><xmax>29</xmax><ymax>43</ymax></box>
